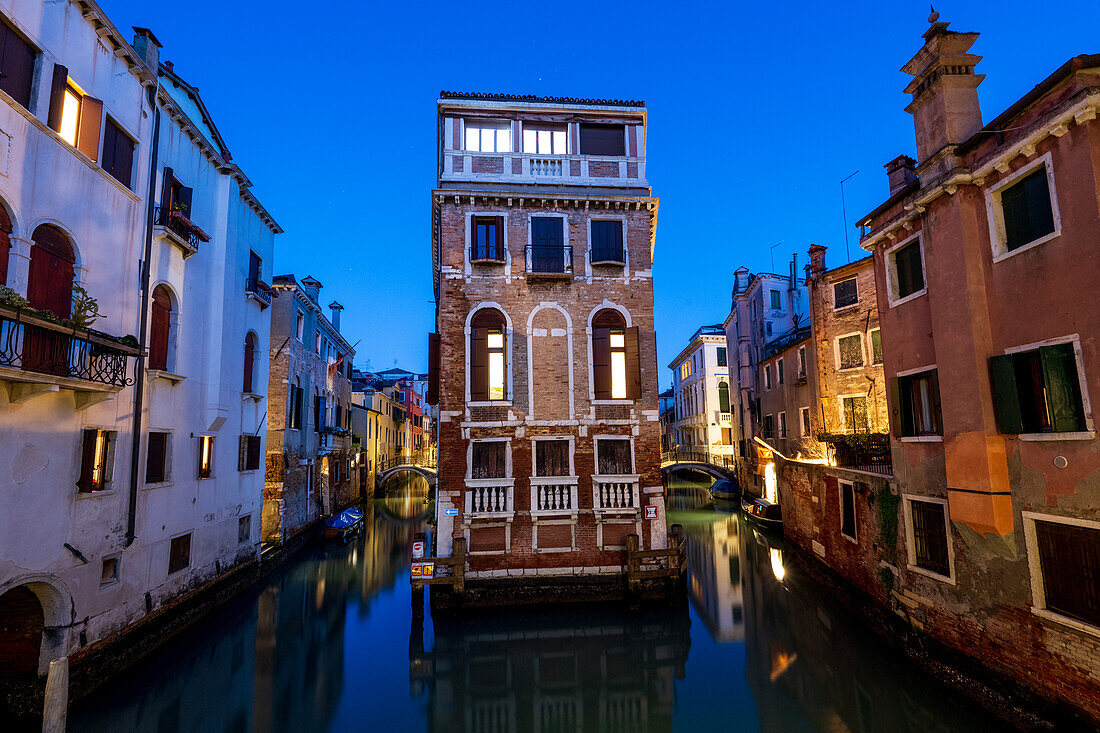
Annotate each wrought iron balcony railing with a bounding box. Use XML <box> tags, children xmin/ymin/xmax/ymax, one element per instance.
<box><xmin>245</xmin><ymin>277</ymin><xmax>272</xmax><ymax>307</ymax></box>
<box><xmin>469</xmin><ymin>243</ymin><xmax>506</xmax><ymax>264</ymax></box>
<box><xmin>154</xmin><ymin>206</ymin><xmax>209</xmax><ymax>254</ymax></box>
<box><xmin>0</xmin><ymin>306</ymin><xmax>138</xmax><ymax>388</ymax></box>
<box><xmin>525</xmin><ymin>244</ymin><xmax>572</xmax><ymax>276</ymax></box>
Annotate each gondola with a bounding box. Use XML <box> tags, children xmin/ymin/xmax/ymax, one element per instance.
<box><xmin>741</xmin><ymin>494</ymin><xmax>783</xmax><ymax>529</ymax></box>
<box><xmin>322</xmin><ymin>506</ymin><xmax>364</xmax><ymax>542</ymax></box>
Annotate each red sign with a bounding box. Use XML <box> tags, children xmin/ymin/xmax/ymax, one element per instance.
<box><xmin>412</xmin><ymin>541</ymin><xmax>424</xmax><ymax>559</ymax></box>
<box><xmin>645</xmin><ymin>505</ymin><xmax>658</xmax><ymax>520</ymax></box>
<box><xmin>411</xmin><ymin>562</ymin><xmax>434</xmax><ymax>577</ymax></box>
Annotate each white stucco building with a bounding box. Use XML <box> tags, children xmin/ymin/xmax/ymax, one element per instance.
<box><xmin>668</xmin><ymin>325</ymin><xmax>733</xmax><ymax>459</ymax></box>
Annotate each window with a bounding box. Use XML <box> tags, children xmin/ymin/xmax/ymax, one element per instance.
<box><xmin>763</xmin><ymin>364</ymin><xmax>772</xmax><ymax>390</ymax></box>
<box><xmin>896</xmin><ymin>369</ymin><xmax>942</xmax><ymax>436</ymax></box>
<box><xmin>837</xmin><ymin>333</ymin><xmax>863</xmax><ymax>370</ymax></box>
<box><xmin>247</xmin><ymin>251</ymin><xmax>262</xmax><ymax>288</ymax></box>
<box><xmin>47</xmin><ymin>67</ymin><xmax>103</xmax><ymax>160</ymax></box>
<box><xmin>990</xmin><ymin>343</ymin><xmax>1087</xmax><ymax>435</ymax></box>
<box><xmin>100</xmin><ymin>118</ymin><xmax>134</xmax><ymax>188</ymax></box>
<box><xmin>871</xmin><ymin>329</ymin><xmax>883</xmax><ymax>365</ymax></box>
<box><xmin>470</xmin><ymin>308</ymin><xmax>508</xmax><ymax>401</ymax></box>
<box><xmin>523</xmin><ymin>125</ymin><xmax>567</xmax><ymax>154</ymax></box>
<box><xmin>238</xmin><ymin>435</ymin><xmax>261</xmax><ymax>471</ymax></box>
<box><xmin>149</xmin><ymin>285</ymin><xmax>173</xmax><ymax>371</ymax></box>
<box><xmin>579</xmin><ymin>123</ymin><xmax>625</xmax><ymax>156</ymax></box>
<box><xmin>716</xmin><ymin>347</ymin><xmax>727</xmax><ymax>368</ymax></box>
<box><xmin>315</xmin><ymin>332</ymin><xmax>321</xmax><ymax>354</ymax></box>
<box><xmin>471</xmin><ymin>216</ymin><xmax>505</xmax><ymax>261</ymax></box>
<box><xmin>146</xmin><ymin>432</ymin><xmax>170</xmax><ymax>483</ymax></box>
<box><xmin>763</xmin><ymin>414</ymin><xmax>774</xmax><ymax>439</ymax></box>
<box><xmin>592</xmin><ymin>309</ymin><xmax>639</xmax><ymax>400</ymax></box>
<box><xmin>777</xmin><ymin>358</ymin><xmax>785</xmax><ymax>385</ymax></box>
<box><xmin>887</xmin><ymin>238</ymin><xmax>926</xmax><ymax>303</ymax></box>
<box><xmin>243</xmin><ymin>332</ymin><xmax>257</xmax><ymax>393</ymax></box>
<box><xmin>779</xmin><ymin>411</ymin><xmax>787</xmax><ymax>438</ymax></box>
<box><xmin>27</xmin><ymin>224</ymin><xmax>75</xmax><ymax>320</ymax></box>
<box><xmin>834</xmin><ymin>278</ymin><xmax>858</xmax><ymax>309</ymax></box>
<box><xmin>77</xmin><ymin>429</ymin><xmax>115</xmax><ymax>492</ymax></box>
<box><xmin>0</xmin><ymin>17</ymin><xmax>36</xmax><ymax>109</ymax></box>
<box><xmin>289</xmin><ymin>380</ymin><xmax>304</xmax><ymax>430</ymax></box>
<box><xmin>842</xmin><ymin>396</ymin><xmax>869</xmax><ymax>433</ymax></box>
<box><xmin>465</xmin><ymin>120</ymin><xmax>510</xmax><ymax>152</ymax></box>
<box><xmin>1000</xmin><ymin>166</ymin><xmax>1056</xmax><ymax>253</ymax></box>
<box><xmin>534</xmin><ymin>439</ymin><xmax>570</xmax><ymax>477</ymax></box>
<box><xmin>198</xmin><ymin>436</ymin><xmax>215</xmax><ymax>479</ymax></box>
<box><xmin>596</xmin><ymin>438</ymin><xmax>631</xmax><ymax>475</ymax></box>
<box><xmin>100</xmin><ymin>557</ymin><xmax>119</xmax><ymax>586</ymax></box>
<box><xmin>718</xmin><ymin>381</ymin><xmax>730</xmax><ymax>413</ymax></box>
<box><xmin>766</xmin><ymin>322</ymin><xmax>773</xmax><ymax>336</ymax></box>
<box><xmin>238</xmin><ymin>515</ymin><xmax>251</xmax><ymax>544</ymax></box>
<box><xmin>1029</xmin><ymin>517</ymin><xmax>1100</xmax><ymax>628</ymax></box>
<box><xmin>909</xmin><ymin>499</ymin><xmax>950</xmax><ymax>577</ymax></box>
<box><xmin>800</xmin><ymin>406</ymin><xmax>811</xmax><ymax>436</ymax></box>
<box><xmin>840</xmin><ymin>481</ymin><xmax>857</xmax><ymax>541</ymax></box>
<box><xmin>798</xmin><ymin>345</ymin><xmax>807</xmax><ymax>378</ymax></box>
<box><xmin>168</xmin><ymin>534</ymin><xmax>191</xmax><ymax>575</ymax></box>
<box><xmin>590</xmin><ymin>220</ymin><xmax>624</xmax><ymax>264</ymax></box>
<box><xmin>528</xmin><ymin>216</ymin><xmax>568</xmax><ymax>274</ymax></box>
<box><xmin>770</xmin><ymin>289</ymin><xmax>782</xmax><ymax>310</ymax></box>
<box><xmin>295</xmin><ymin>311</ymin><xmax>304</xmax><ymax>341</ymax></box>
<box><xmin>315</xmin><ymin>395</ymin><xmax>323</xmax><ymax>432</ymax></box>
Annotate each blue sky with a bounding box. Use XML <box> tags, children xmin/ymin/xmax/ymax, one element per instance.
<box><xmin>100</xmin><ymin>1</ymin><xmax>1100</xmax><ymax>389</ymax></box>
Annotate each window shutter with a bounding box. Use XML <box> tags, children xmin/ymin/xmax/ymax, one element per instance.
<box><xmin>1040</xmin><ymin>344</ymin><xmax>1085</xmax><ymax>433</ymax></box>
<box><xmin>161</xmin><ymin>167</ymin><xmax>175</xmax><ymax>210</ymax></box>
<box><xmin>929</xmin><ymin>370</ymin><xmax>943</xmax><ymax>434</ymax></box>
<box><xmin>625</xmin><ymin>326</ymin><xmax>641</xmax><ymax>400</ymax></box>
<box><xmin>77</xmin><ymin>430</ymin><xmax>96</xmax><ymax>490</ymax></box>
<box><xmin>76</xmin><ymin>95</ymin><xmax>102</xmax><ymax>160</ymax></box>
<box><xmin>238</xmin><ymin>435</ymin><xmax>247</xmax><ymax>471</ymax></box>
<box><xmin>592</xmin><ymin>328</ymin><xmax>611</xmax><ymax>399</ymax></box>
<box><xmin>989</xmin><ymin>355</ymin><xmax>1023</xmax><ymax>434</ymax></box>
<box><xmin>470</xmin><ymin>328</ymin><xmax>488</xmax><ymax>400</ymax></box>
<box><xmin>427</xmin><ymin>333</ymin><xmax>440</xmax><ymax>405</ymax></box>
<box><xmin>149</xmin><ymin>291</ymin><xmax>170</xmax><ymax>370</ymax></box>
<box><xmin>887</xmin><ymin>377</ymin><xmax>902</xmax><ymax>437</ymax></box>
<box><xmin>146</xmin><ymin>433</ymin><xmax>165</xmax><ymax>483</ymax></box>
<box><xmin>494</xmin><ymin>216</ymin><xmax>504</xmax><ymax>260</ymax></box>
<box><xmin>0</xmin><ymin>22</ymin><xmax>36</xmax><ymax>109</ymax></box>
<box><xmin>46</xmin><ymin>64</ymin><xmax>68</xmax><ymax>132</ymax></box>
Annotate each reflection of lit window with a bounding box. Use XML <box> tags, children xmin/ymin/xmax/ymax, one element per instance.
<box><xmin>610</xmin><ymin>332</ymin><xmax>626</xmax><ymax>399</ymax></box>
<box><xmin>59</xmin><ymin>86</ymin><xmax>81</xmax><ymax>146</ymax></box>
<box><xmin>488</xmin><ymin>331</ymin><xmax>505</xmax><ymax>400</ymax></box>
<box><xmin>769</xmin><ymin>547</ymin><xmax>785</xmax><ymax>582</ymax></box>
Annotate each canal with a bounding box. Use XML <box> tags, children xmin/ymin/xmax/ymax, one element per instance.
<box><xmin>66</xmin><ymin>470</ymin><xmax>1003</xmax><ymax>732</ymax></box>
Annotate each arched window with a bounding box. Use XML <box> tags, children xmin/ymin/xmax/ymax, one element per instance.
<box><xmin>0</xmin><ymin>586</ymin><xmax>44</xmax><ymax>676</ymax></box>
<box><xmin>718</xmin><ymin>381</ymin><xmax>730</xmax><ymax>413</ymax></box>
<box><xmin>0</xmin><ymin>204</ymin><xmax>12</xmax><ymax>286</ymax></box>
<box><xmin>28</xmin><ymin>225</ymin><xmax>75</xmax><ymax>317</ymax></box>
<box><xmin>243</xmin><ymin>332</ymin><xmax>257</xmax><ymax>393</ymax></box>
<box><xmin>470</xmin><ymin>308</ymin><xmax>507</xmax><ymax>401</ymax></box>
<box><xmin>591</xmin><ymin>309</ymin><xmax>640</xmax><ymax>400</ymax></box>
<box><xmin>149</xmin><ymin>285</ymin><xmax>173</xmax><ymax>371</ymax></box>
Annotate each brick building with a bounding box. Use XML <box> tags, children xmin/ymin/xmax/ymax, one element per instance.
<box><xmin>428</xmin><ymin>91</ymin><xmax>665</xmax><ymax>594</ymax></box>
<box><xmin>755</xmin><ymin>325</ymin><xmax>815</xmax><ymax>460</ymax></box>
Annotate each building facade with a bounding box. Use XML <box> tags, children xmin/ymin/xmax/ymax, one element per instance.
<box><xmin>429</xmin><ymin>92</ymin><xmax>666</xmax><ymax>589</ymax></box>
<box><xmin>668</xmin><ymin>325</ymin><xmax>733</xmax><ymax>459</ymax></box>
<box><xmin>756</xmin><ymin>326</ymin><xmax>815</xmax><ymax>460</ymax></box>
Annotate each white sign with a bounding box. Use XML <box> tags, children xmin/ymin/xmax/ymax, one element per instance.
<box><xmin>412</xmin><ymin>541</ymin><xmax>424</xmax><ymax>559</ymax></box>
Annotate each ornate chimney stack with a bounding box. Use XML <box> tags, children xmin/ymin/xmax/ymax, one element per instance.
<box><xmin>885</xmin><ymin>155</ymin><xmax>919</xmax><ymax>195</ymax></box>
<box><xmin>808</xmin><ymin>244</ymin><xmax>827</xmax><ymax>277</ymax></box>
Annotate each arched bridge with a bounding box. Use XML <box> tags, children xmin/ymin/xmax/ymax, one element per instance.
<box><xmin>660</xmin><ymin>451</ymin><xmax>736</xmax><ymax>481</ymax></box>
<box><xmin>377</xmin><ymin>455</ymin><xmax>438</xmax><ymax>487</ymax></box>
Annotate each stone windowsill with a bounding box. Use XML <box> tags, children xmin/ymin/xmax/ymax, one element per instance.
<box><xmin>148</xmin><ymin>369</ymin><xmax>186</xmax><ymax>385</ymax></box>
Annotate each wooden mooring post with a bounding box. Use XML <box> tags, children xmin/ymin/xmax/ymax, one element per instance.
<box><xmin>42</xmin><ymin>656</ymin><xmax>68</xmax><ymax>733</ymax></box>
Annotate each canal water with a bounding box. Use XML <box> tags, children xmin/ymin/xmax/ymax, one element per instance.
<box><xmin>66</xmin><ymin>471</ymin><xmax>1003</xmax><ymax>732</ymax></box>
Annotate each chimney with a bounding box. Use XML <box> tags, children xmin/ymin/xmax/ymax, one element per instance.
<box><xmin>329</xmin><ymin>301</ymin><xmax>344</xmax><ymax>333</ymax></box>
<box><xmin>885</xmin><ymin>155</ymin><xmax>919</xmax><ymax>195</ymax></box>
<box><xmin>808</xmin><ymin>244</ymin><xmax>827</xmax><ymax>276</ymax></box>
<box><xmin>901</xmin><ymin>10</ymin><xmax>984</xmax><ymax>169</ymax></box>
<box><xmin>131</xmin><ymin>27</ymin><xmax>161</xmax><ymax>73</ymax></box>
<box><xmin>300</xmin><ymin>276</ymin><xmax>322</xmax><ymax>304</ymax></box>
<box><xmin>788</xmin><ymin>253</ymin><xmax>798</xmax><ymax>292</ymax></box>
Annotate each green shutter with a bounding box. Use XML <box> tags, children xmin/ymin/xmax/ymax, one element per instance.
<box><xmin>989</xmin><ymin>355</ymin><xmax>1024</xmax><ymax>434</ymax></box>
<box><xmin>1040</xmin><ymin>343</ymin><xmax>1085</xmax><ymax>433</ymax></box>
<box><xmin>887</xmin><ymin>377</ymin><xmax>902</xmax><ymax>437</ymax></box>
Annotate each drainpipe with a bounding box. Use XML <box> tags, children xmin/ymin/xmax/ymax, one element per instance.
<box><xmin>125</xmin><ymin>84</ymin><xmax>161</xmax><ymax>547</ymax></box>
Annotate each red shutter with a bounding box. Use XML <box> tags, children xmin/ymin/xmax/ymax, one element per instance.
<box><xmin>0</xmin><ymin>203</ymin><xmax>9</xmax><ymax>287</ymax></box>
<box><xmin>27</xmin><ymin>232</ymin><xmax>74</xmax><ymax>319</ymax></box>
<box><xmin>149</xmin><ymin>289</ymin><xmax>171</xmax><ymax>370</ymax></box>
<box><xmin>470</xmin><ymin>328</ymin><xmax>488</xmax><ymax>400</ymax></box>
<box><xmin>161</xmin><ymin>167</ymin><xmax>175</xmax><ymax>210</ymax></box>
<box><xmin>625</xmin><ymin>326</ymin><xmax>641</xmax><ymax>400</ymax></box>
<box><xmin>494</xmin><ymin>216</ymin><xmax>505</xmax><ymax>260</ymax></box>
<box><xmin>46</xmin><ymin>64</ymin><xmax>68</xmax><ymax>132</ymax></box>
<box><xmin>592</xmin><ymin>328</ymin><xmax>611</xmax><ymax>399</ymax></box>
<box><xmin>76</xmin><ymin>96</ymin><xmax>102</xmax><ymax>160</ymax></box>
<box><xmin>243</xmin><ymin>334</ymin><xmax>255</xmax><ymax>393</ymax></box>
<box><xmin>77</xmin><ymin>430</ymin><xmax>97</xmax><ymax>492</ymax></box>
<box><xmin>427</xmin><ymin>333</ymin><xmax>440</xmax><ymax>405</ymax></box>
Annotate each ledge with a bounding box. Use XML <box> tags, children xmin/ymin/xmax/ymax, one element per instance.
<box><xmin>1018</xmin><ymin>431</ymin><xmax>1095</xmax><ymax>442</ymax></box>
<box><xmin>242</xmin><ymin>392</ymin><xmax>264</xmax><ymax>402</ymax></box>
<box><xmin>148</xmin><ymin>369</ymin><xmax>186</xmax><ymax>385</ymax></box>
<box><xmin>153</xmin><ymin>226</ymin><xmax>199</xmax><ymax>258</ymax></box>
<box><xmin>524</xmin><ymin>271</ymin><xmax>573</xmax><ymax>280</ymax></box>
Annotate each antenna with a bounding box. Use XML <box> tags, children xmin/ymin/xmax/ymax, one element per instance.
<box><xmin>769</xmin><ymin>241</ymin><xmax>783</xmax><ymax>273</ymax></box>
<box><xmin>840</xmin><ymin>170</ymin><xmax>859</xmax><ymax>263</ymax></box>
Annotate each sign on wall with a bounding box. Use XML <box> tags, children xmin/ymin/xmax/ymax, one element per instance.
<box><xmin>645</xmin><ymin>505</ymin><xmax>658</xmax><ymax>520</ymax></box>
<box><xmin>411</xmin><ymin>562</ymin><xmax>434</xmax><ymax>577</ymax></box>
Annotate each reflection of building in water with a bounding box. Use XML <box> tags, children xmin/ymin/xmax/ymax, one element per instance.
<box><xmin>684</xmin><ymin>515</ymin><xmax>745</xmax><ymax>642</ymax></box>
<box><xmin>740</xmin><ymin>528</ymin><xmax>992</xmax><ymax>733</ymax></box>
<box><xmin>415</xmin><ymin>604</ymin><xmax>690</xmax><ymax>733</ymax></box>
<box><xmin>355</xmin><ymin>497</ymin><xmax>424</xmax><ymax>611</ymax></box>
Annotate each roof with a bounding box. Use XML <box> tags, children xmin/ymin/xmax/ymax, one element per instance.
<box><xmin>761</xmin><ymin>326</ymin><xmax>812</xmax><ymax>360</ymax></box>
<box><xmin>439</xmin><ymin>91</ymin><xmax>644</xmax><ymax>108</ymax></box>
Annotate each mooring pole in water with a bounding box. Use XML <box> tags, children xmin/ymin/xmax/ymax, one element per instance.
<box><xmin>42</xmin><ymin>656</ymin><xmax>68</xmax><ymax>733</ymax></box>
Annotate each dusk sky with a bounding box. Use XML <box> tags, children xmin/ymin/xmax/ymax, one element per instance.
<box><xmin>100</xmin><ymin>0</ymin><xmax>1100</xmax><ymax>388</ymax></box>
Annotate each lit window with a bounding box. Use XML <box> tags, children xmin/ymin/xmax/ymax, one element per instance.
<box><xmin>59</xmin><ymin>85</ymin><xmax>81</xmax><ymax>146</ymax></box>
<box><xmin>523</xmin><ymin>126</ymin><xmax>567</xmax><ymax>154</ymax></box>
<box><xmin>465</xmin><ymin>120</ymin><xmax>511</xmax><ymax>152</ymax></box>
<box><xmin>488</xmin><ymin>331</ymin><xmax>505</xmax><ymax>400</ymax></box>
<box><xmin>593</xmin><ymin>309</ymin><xmax>636</xmax><ymax>400</ymax></box>
<box><xmin>610</xmin><ymin>332</ymin><xmax>627</xmax><ymax>399</ymax></box>
<box><xmin>77</xmin><ymin>429</ymin><xmax>116</xmax><ymax>493</ymax></box>
<box><xmin>198</xmin><ymin>436</ymin><xmax>215</xmax><ymax>479</ymax></box>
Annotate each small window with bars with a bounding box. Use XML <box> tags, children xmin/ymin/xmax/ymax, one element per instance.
<box><xmin>1032</xmin><ymin>518</ymin><xmax>1100</xmax><ymax>628</ymax></box>
<box><xmin>168</xmin><ymin>533</ymin><xmax>191</xmax><ymax>575</ymax></box>
<box><xmin>838</xmin><ymin>334</ymin><xmax>864</xmax><ymax>370</ymax></box>
<box><xmin>910</xmin><ymin>499</ymin><xmax>950</xmax><ymax>578</ymax></box>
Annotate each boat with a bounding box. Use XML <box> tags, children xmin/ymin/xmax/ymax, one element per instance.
<box><xmin>741</xmin><ymin>494</ymin><xmax>783</xmax><ymax>529</ymax></box>
<box><xmin>708</xmin><ymin>478</ymin><xmax>741</xmax><ymax>502</ymax></box>
<box><xmin>322</xmin><ymin>506</ymin><xmax>364</xmax><ymax>541</ymax></box>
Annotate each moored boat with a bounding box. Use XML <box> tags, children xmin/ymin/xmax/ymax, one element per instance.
<box><xmin>709</xmin><ymin>478</ymin><xmax>741</xmax><ymax>502</ymax></box>
<box><xmin>741</xmin><ymin>494</ymin><xmax>783</xmax><ymax>529</ymax></box>
<box><xmin>322</xmin><ymin>506</ymin><xmax>364</xmax><ymax>541</ymax></box>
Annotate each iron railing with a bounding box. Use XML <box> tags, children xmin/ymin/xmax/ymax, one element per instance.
<box><xmin>823</xmin><ymin>433</ymin><xmax>893</xmax><ymax>476</ymax></box>
<box><xmin>245</xmin><ymin>277</ymin><xmax>272</xmax><ymax>307</ymax></box>
<box><xmin>661</xmin><ymin>450</ymin><xmax>735</xmax><ymax>470</ymax></box>
<box><xmin>0</xmin><ymin>307</ymin><xmax>137</xmax><ymax>388</ymax></box>
<box><xmin>469</xmin><ymin>243</ymin><xmax>505</xmax><ymax>263</ymax></box>
<box><xmin>379</xmin><ymin>452</ymin><xmax>436</xmax><ymax>473</ymax></box>
<box><xmin>154</xmin><ymin>206</ymin><xmax>202</xmax><ymax>252</ymax></box>
<box><xmin>525</xmin><ymin>244</ymin><xmax>572</xmax><ymax>275</ymax></box>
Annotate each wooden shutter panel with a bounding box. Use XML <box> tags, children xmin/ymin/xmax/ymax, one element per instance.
<box><xmin>1040</xmin><ymin>344</ymin><xmax>1085</xmax><ymax>433</ymax></box>
<box><xmin>887</xmin><ymin>377</ymin><xmax>902</xmax><ymax>437</ymax></box>
<box><xmin>76</xmin><ymin>95</ymin><xmax>102</xmax><ymax>160</ymax></box>
<box><xmin>427</xmin><ymin>333</ymin><xmax>440</xmax><ymax>405</ymax></box>
<box><xmin>929</xmin><ymin>370</ymin><xmax>943</xmax><ymax>434</ymax></box>
<box><xmin>149</xmin><ymin>291</ymin><xmax>170</xmax><ymax>370</ymax></box>
<box><xmin>989</xmin><ymin>355</ymin><xmax>1023</xmax><ymax>434</ymax></box>
<box><xmin>146</xmin><ymin>433</ymin><xmax>165</xmax><ymax>483</ymax></box>
<box><xmin>592</xmin><ymin>328</ymin><xmax>611</xmax><ymax>399</ymax></box>
<box><xmin>77</xmin><ymin>430</ymin><xmax>97</xmax><ymax>490</ymax></box>
<box><xmin>494</xmin><ymin>216</ymin><xmax>504</xmax><ymax>260</ymax></box>
<box><xmin>47</xmin><ymin>64</ymin><xmax>68</xmax><ymax>132</ymax></box>
<box><xmin>470</xmin><ymin>328</ymin><xmax>488</xmax><ymax>400</ymax></box>
<box><xmin>625</xmin><ymin>326</ymin><xmax>641</xmax><ymax>400</ymax></box>
<box><xmin>161</xmin><ymin>167</ymin><xmax>175</xmax><ymax>209</ymax></box>
<box><xmin>238</xmin><ymin>435</ymin><xmax>248</xmax><ymax>471</ymax></box>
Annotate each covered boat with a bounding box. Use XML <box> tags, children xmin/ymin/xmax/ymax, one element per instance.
<box><xmin>322</xmin><ymin>506</ymin><xmax>364</xmax><ymax>541</ymax></box>
<box><xmin>741</xmin><ymin>494</ymin><xmax>782</xmax><ymax>529</ymax></box>
<box><xmin>709</xmin><ymin>478</ymin><xmax>740</xmax><ymax>502</ymax></box>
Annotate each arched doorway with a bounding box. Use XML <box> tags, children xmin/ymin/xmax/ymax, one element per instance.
<box><xmin>149</xmin><ymin>285</ymin><xmax>173</xmax><ymax>371</ymax></box>
<box><xmin>0</xmin><ymin>586</ymin><xmax>44</xmax><ymax>677</ymax></box>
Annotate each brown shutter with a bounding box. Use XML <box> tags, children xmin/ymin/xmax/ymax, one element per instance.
<box><xmin>494</xmin><ymin>216</ymin><xmax>505</xmax><ymax>261</ymax></box>
<box><xmin>47</xmin><ymin>64</ymin><xmax>68</xmax><ymax>132</ymax></box>
<box><xmin>470</xmin><ymin>328</ymin><xmax>488</xmax><ymax>400</ymax></box>
<box><xmin>77</xmin><ymin>430</ymin><xmax>97</xmax><ymax>491</ymax></box>
<box><xmin>161</xmin><ymin>167</ymin><xmax>175</xmax><ymax>210</ymax></box>
<box><xmin>887</xmin><ymin>377</ymin><xmax>901</xmax><ymax>437</ymax></box>
<box><xmin>592</xmin><ymin>328</ymin><xmax>611</xmax><ymax>399</ymax></box>
<box><xmin>149</xmin><ymin>289</ymin><xmax>171</xmax><ymax>370</ymax></box>
<box><xmin>625</xmin><ymin>326</ymin><xmax>641</xmax><ymax>400</ymax></box>
<box><xmin>929</xmin><ymin>370</ymin><xmax>943</xmax><ymax>434</ymax></box>
<box><xmin>76</xmin><ymin>95</ymin><xmax>102</xmax><ymax>160</ymax></box>
<box><xmin>146</xmin><ymin>433</ymin><xmax>165</xmax><ymax>483</ymax></box>
<box><xmin>427</xmin><ymin>333</ymin><xmax>440</xmax><ymax>405</ymax></box>
<box><xmin>989</xmin><ymin>355</ymin><xmax>1023</xmax><ymax>434</ymax></box>
<box><xmin>243</xmin><ymin>334</ymin><xmax>255</xmax><ymax>393</ymax></box>
<box><xmin>238</xmin><ymin>435</ymin><xmax>247</xmax><ymax>471</ymax></box>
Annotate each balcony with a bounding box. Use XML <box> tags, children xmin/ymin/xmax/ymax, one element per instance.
<box><xmin>319</xmin><ymin>427</ymin><xmax>351</xmax><ymax>454</ymax></box>
<box><xmin>531</xmin><ymin>476</ymin><xmax>579</xmax><ymax>516</ymax></box>
<box><xmin>0</xmin><ymin>305</ymin><xmax>138</xmax><ymax>408</ymax></box>
<box><xmin>153</xmin><ymin>206</ymin><xmax>210</xmax><ymax>257</ymax></box>
<box><xmin>464</xmin><ymin>479</ymin><xmax>514</xmax><ymax>518</ymax></box>
<box><xmin>442</xmin><ymin>152</ymin><xmax>647</xmax><ymax>188</ymax></box>
<box><xmin>525</xmin><ymin>245</ymin><xmax>572</xmax><ymax>278</ymax></box>
<box><xmin>717</xmin><ymin>411</ymin><xmax>732</xmax><ymax>427</ymax></box>
<box><xmin>245</xmin><ymin>277</ymin><xmax>272</xmax><ymax>309</ymax></box>
<box><xmin>593</xmin><ymin>475</ymin><xmax>640</xmax><ymax>515</ymax></box>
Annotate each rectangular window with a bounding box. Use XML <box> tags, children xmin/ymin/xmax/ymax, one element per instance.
<box><xmin>897</xmin><ymin>370</ymin><xmax>942</xmax><ymax>436</ymax></box>
<box><xmin>471</xmin><ymin>216</ymin><xmax>505</xmax><ymax>261</ymax></box>
<box><xmin>838</xmin><ymin>334</ymin><xmax>864</xmax><ymax>370</ymax></box>
<box><xmin>763</xmin><ymin>414</ymin><xmax>774</xmax><ymax>439</ymax></box>
<box><xmin>295</xmin><ymin>311</ymin><xmax>304</xmax><ymax>341</ymax></box>
<box><xmin>238</xmin><ymin>515</ymin><xmax>251</xmax><ymax>544</ymax></box>
<box><xmin>871</xmin><ymin>329</ymin><xmax>883</xmax><ymax>364</ymax></box>
<box><xmin>596</xmin><ymin>438</ymin><xmax>631</xmax><ymax>475</ymax></box>
<box><xmin>168</xmin><ymin>534</ymin><xmax>191</xmax><ymax>575</ymax></box>
<box><xmin>989</xmin><ymin>343</ymin><xmax>1086</xmax><ymax>435</ymax></box>
<box><xmin>0</xmin><ymin>17</ymin><xmax>36</xmax><ymax>109</ymax></box>
<box><xmin>579</xmin><ymin>123</ymin><xmax>625</xmax><ymax>156</ymax></box>
<box><xmin>798</xmin><ymin>345</ymin><xmax>807</xmax><ymax>378</ymax></box>
<box><xmin>100</xmin><ymin>557</ymin><xmax>119</xmax><ymax>586</ymax></box>
<box><xmin>716</xmin><ymin>347</ymin><xmax>727</xmax><ymax>368</ymax></box>
<box><xmin>1033</xmin><ymin>519</ymin><xmax>1100</xmax><ymax>628</ymax></box>
<box><xmin>471</xmin><ymin>441</ymin><xmax>506</xmax><ymax>479</ymax></box>
<box><xmin>47</xmin><ymin>67</ymin><xmax>103</xmax><ymax>161</ymax></box>
<box><xmin>833</xmin><ymin>278</ymin><xmax>858</xmax><ymax>309</ymax></box>
<box><xmin>779</xmin><ymin>412</ymin><xmax>787</xmax><ymax>438</ymax></box>
<box><xmin>777</xmin><ymin>358</ymin><xmax>785</xmax><ymax>385</ymax></box>
<box><xmin>529</xmin><ymin>216</ymin><xmax>567</xmax><ymax>274</ymax></box>
<box><xmin>842</xmin><ymin>396</ymin><xmax>869</xmax><ymax>433</ymax></box>
<box><xmin>770</xmin><ymin>290</ymin><xmax>782</xmax><ymax>310</ymax></box>
<box><xmin>100</xmin><ymin>118</ymin><xmax>135</xmax><ymax>188</ymax></box>
<box><xmin>464</xmin><ymin>120</ymin><xmax>510</xmax><ymax>152</ymax></box>
<box><xmin>910</xmin><ymin>500</ymin><xmax>950</xmax><ymax>577</ymax></box>
<box><xmin>535</xmin><ymin>439</ymin><xmax>570</xmax><ymax>477</ymax></box>
<box><xmin>763</xmin><ymin>364</ymin><xmax>772</xmax><ymax>390</ymax></box>
<box><xmin>800</xmin><ymin>406</ymin><xmax>811</xmax><ymax>436</ymax></box>
<box><xmin>522</xmin><ymin>125</ymin><xmax>567</xmax><ymax>154</ymax></box>
<box><xmin>198</xmin><ymin>436</ymin><xmax>215</xmax><ymax>479</ymax></box>
<box><xmin>77</xmin><ymin>429</ymin><xmax>115</xmax><ymax>492</ymax></box>
<box><xmin>891</xmin><ymin>239</ymin><xmax>925</xmax><ymax>300</ymax></box>
<box><xmin>840</xmin><ymin>481</ymin><xmax>857</xmax><ymax>541</ymax></box>
<box><xmin>590</xmin><ymin>220</ymin><xmax>624</xmax><ymax>264</ymax></box>
<box><xmin>146</xmin><ymin>431</ymin><xmax>170</xmax><ymax>483</ymax></box>
<box><xmin>238</xmin><ymin>435</ymin><xmax>261</xmax><ymax>471</ymax></box>
<box><xmin>487</xmin><ymin>331</ymin><xmax>506</xmax><ymax>400</ymax></box>
<box><xmin>1000</xmin><ymin>167</ymin><xmax>1056</xmax><ymax>252</ymax></box>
